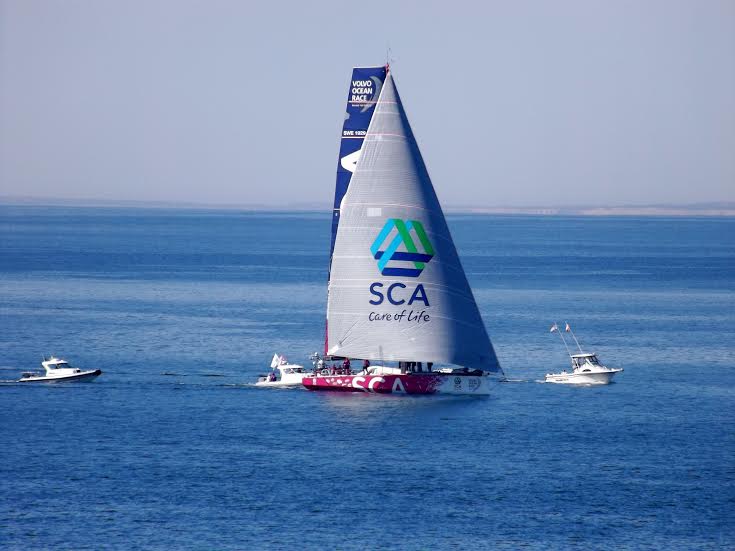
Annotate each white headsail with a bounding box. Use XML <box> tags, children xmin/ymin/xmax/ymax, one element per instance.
<box><xmin>326</xmin><ymin>71</ymin><xmax>501</xmax><ymax>373</ymax></box>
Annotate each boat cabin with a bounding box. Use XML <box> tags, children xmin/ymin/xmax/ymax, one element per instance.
<box><xmin>41</xmin><ymin>357</ymin><xmax>81</xmax><ymax>373</ymax></box>
<box><xmin>571</xmin><ymin>353</ymin><xmax>600</xmax><ymax>370</ymax></box>
<box><xmin>279</xmin><ymin>366</ymin><xmax>306</xmax><ymax>375</ymax></box>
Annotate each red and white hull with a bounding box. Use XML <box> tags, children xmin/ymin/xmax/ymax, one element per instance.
<box><xmin>302</xmin><ymin>373</ymin><xmax>490</xmax><ymax>395</ymax></box>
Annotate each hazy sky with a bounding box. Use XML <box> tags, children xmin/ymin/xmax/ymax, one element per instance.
<box><xmin>1</xmin><ymin>0</ymin><xmax>733</xmax><ymax>207</ymax></box>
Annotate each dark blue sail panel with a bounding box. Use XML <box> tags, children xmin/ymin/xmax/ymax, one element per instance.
<box><xmin>325</xmin><ymin>65</ymin><xmax>387</xmax><ymax>354</ymax></box>
<box><xmin>329</xmin><ymin>66</ymin><xmax>388</xmax><ymax>260</ymax></box>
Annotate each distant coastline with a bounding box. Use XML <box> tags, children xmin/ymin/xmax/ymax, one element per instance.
<box><xmin>444</xmin><ymin>204</ymin><xmax>735</xmax><ymax>216</ymax></box>
<box><xmin>1</xmin><ymin>196</ymin><xmax>734</xmax><ymax>216</ymax></box>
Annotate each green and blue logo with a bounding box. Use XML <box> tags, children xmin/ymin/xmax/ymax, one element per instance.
<box><xmin>370</xmin><ymin>219</ymin><xmax>435</xmax><ymax>277</ymax></box>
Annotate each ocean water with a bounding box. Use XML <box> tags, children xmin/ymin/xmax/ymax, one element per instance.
<box><xmin>1</xmin><ymin>206</ymin><xmax>733</xmax><ymax>550</ymax></box>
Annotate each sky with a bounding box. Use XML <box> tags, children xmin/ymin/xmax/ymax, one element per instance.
<box><xmin>0</xmin><ymin>0</ymin><xmax>733</xmax><ymax>207</ymax></box>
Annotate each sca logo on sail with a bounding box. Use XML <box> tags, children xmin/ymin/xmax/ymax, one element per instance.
<box><xmin>369</xmin><ymin>219</ymin><xmax>434</xmax><ymax>306</ymax></box>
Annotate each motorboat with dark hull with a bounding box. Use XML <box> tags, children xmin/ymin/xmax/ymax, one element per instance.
<box><xmin>18</xmin><ymin>356</ymin><xmax>102</xmax><ymax>383</ymax></box>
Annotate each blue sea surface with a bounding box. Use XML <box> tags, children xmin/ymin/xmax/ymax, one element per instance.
<box><xmin>1</xmin><ymin>207</ymin><xmax>733</xmax><ymax>550</ymax></box>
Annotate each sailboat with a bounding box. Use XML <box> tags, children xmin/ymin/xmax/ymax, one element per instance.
<box><xmin>302</xmin><ymin>64</ymin><xmax>503</xmax><ymax>395</ymax></box>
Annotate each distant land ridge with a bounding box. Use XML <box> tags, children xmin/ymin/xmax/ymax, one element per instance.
<box><xmin>445</xmin><ymin>202</ymin><xmax>735</xmax><ymax>216</ymax></box>
<box><xmin>1</xmin><ymin>196</ymin><xmax>734</xmax><ymax>216</ymax></box>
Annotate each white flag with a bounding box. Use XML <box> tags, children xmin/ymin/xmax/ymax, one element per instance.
<box><xmin>270</xmin><ymin>354</ymin><xmax>281</xmax><ymax>368</ymax></box>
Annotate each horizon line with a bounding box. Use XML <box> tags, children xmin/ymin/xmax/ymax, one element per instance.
<box><xmin>1</xmin><ymin>195</ymin><xmax>734</xmax><ymax>216</ymax></box>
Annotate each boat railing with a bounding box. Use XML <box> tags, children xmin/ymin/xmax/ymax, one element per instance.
<box><xmin>317</xmin><ymin>367</ymin><xmax>353</xmax><ymax>376</ymax></box>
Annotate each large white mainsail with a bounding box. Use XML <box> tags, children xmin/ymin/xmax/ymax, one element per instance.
<box><xmin>326</xmin><ymin>70</ymin><xmax>501</xmax><ymax>373</ymax></box>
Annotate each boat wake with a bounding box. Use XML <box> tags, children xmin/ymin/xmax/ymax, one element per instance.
<box><xmin>225</xmin><ymin>382</ymin><xmax>306</xmax><ymax>391</ymax></box>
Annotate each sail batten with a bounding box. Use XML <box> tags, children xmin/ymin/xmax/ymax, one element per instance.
<box><xmin>327</xmin><ymin>70</ymin><xmax>501</xmax><ymax>373</ymax></box>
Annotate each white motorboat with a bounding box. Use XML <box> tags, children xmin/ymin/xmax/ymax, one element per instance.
<box><xmin>546</xmin><ymin>323</ymin><xmax>622</xmax><ymax>385</ymax></box>
<box><xmin>255</xmin><ymin>354</ymin><xmax>309</xmax><ymax>387</ymax></box>
<box><xmin>18</xmin><ymin>356</ymin><xmax>102</xmax><ymax>383</ymax></box>
<box><xmin>545</xmin><ymin>352</ymin><xmax>623</xmax><ymax>385</ymax></box>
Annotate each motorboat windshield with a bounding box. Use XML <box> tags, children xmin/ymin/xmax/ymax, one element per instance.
<box><xmin>572</xmin><ymin>354</ymin><xmax>599</xmax><ymax>368</ymax></box>
<box><xmin>281</xmin><ymin>367</ymin><xmax>306</xmax><ymax>374</ymax></box>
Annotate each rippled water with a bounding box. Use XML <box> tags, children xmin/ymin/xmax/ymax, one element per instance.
<box><xmin>1</xmin><ymin>207</ymin><xmax>733</xmax><ymax>550</ymax></box>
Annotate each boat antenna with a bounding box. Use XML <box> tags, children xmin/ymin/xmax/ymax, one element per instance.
<box><xmin>564</xmin><ymin>322</ymin><xmax>584</xmax><ymax>353</ymax></box>
<box><xmin>385</xmin><ymin>46</ymin><xmax>394</xmax><ymax>72</ymax></box>
<box><xmin>550</xmin><ymin>323</ymin><xmax>573</xmax><ymax>357</ymax></box>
